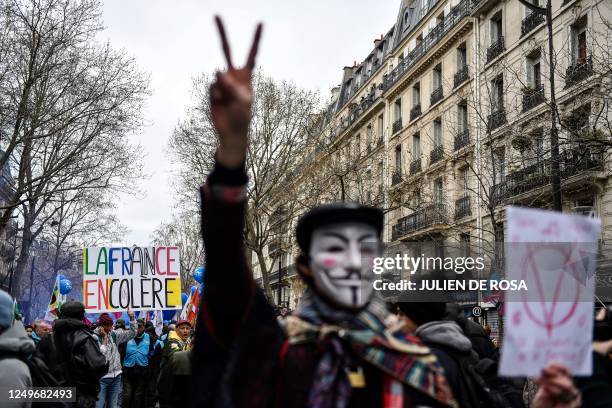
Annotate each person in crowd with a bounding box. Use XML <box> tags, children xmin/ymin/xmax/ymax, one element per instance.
<box><xmin>114</xmin><ymin>319</ymin><xmax>126</xmax><ymax>331</ymax></box>
<box><xmin>24</xmin><ymin>324</ymin><xmax>33</xmax><ymax>337</ymax></box>
<box><xmin>446</xmin><ymin>303</ymin><xmax>498</xmax><ymax>361</ymax></box>
<box><xmin>31</xmin><ymin>319</ymin><xmax>51</xmax><ymax>346</ymax></box>
<box><xmin>143</xmin><ymin>321</ymin><xmax>164</xmax><ymax>408</ymax></box>
<box><xmin>121</xmin><ymin>318</ymin><xmax>151</xmax><ymax>408</ymax></box>
<box><xmin>534</xmin><ymin>364</ymin><xmax>581</xmax><ymax>408</ymax></box>
<box><xmin>161</xmin><ymin>319</ymin><xmax>191</xmax><ymax>367</ymax></box>
<box><xmin>157</xmin><ymin>349</ymin><xmax>192</xmax><ymax>408</ymax></box>
<box><xmin>95</xmin><ymin>311</ymin><xmax>137</xmax><ymax>408</ymax></box>
<box><xmin>0</xmin><ymin>289</ymin><xmax>35</xmax><ymax>408</ymax></box>
<box><xmin>191</xmin><ymin>17</ymin><xmax>455</xmax><ymax>407</ymax></box>
<box><xmin>37</xmin><ymin>301</ymin><xmax>108</xmax><ymax>408</ymax></box>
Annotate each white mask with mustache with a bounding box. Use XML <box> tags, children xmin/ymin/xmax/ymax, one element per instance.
<box><xmin>308</xmin><ymin>222</ymin><xmax>380</xmax><ymax>310</ymax></box>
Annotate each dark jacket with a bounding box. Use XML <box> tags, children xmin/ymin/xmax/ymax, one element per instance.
<box><xmin>157</xmin><ymin>349</ymin><xmax>192</xmax><ymax>408</ymax></box>
<box><xmin>192</xmin><ymin>162</ymin><xmax>450</xmax><ymax>408</ymax></box>
<box><xmin>37</xmin><ymin>318</ymin><xmax>108</xmax><ymax>397</ymax></box>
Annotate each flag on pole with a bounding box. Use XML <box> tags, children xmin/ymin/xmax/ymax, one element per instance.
<box><xmin>186</xmin><ymin>287</ymin><xmax>201</xmax><ymax>327</ymax></box>
<box><xmin>44</xmin><ymin>274</ymin><xmax>65</xmax><ymax>321</ymax></box>
<box><xmin>179</xmin><ymin>291</ymin><xmax>192</xmax><ymax>321</ymax></box>
<box><xmin>152</xmin><ymin>310</ymin><xmax>163</xmax><ymax>336</ymax></box>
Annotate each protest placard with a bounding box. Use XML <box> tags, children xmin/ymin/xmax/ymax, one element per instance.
<box><xmin>499</xmin><ymin>207</ymin><xmax>601</xmax><ymax>377</ymax></box>
<box><xmin>82</xmin><ymin>246</ymin><xmax>182</xmax><ymax>312</ymax></box>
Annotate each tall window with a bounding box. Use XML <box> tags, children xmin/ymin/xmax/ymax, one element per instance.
<box><xmin>458</xmin><ymin>101</ymin><xmax>468</xmax><ymax>132</ymax></box>
<box><xmin>413</xmin><ymin>83</ymin><xmax>421</xmax><ymax>106</ymax></box>
<box><xmin>413</xmin><ymin>133</ymin><xmax>421</xmax><ymax>158</ymax></box>
<box><xmin>394</xmin><ymin>98</ymin><xmax>402</xmax><ymax>120</ymax></box>
<box><xmin>366</xmin><ymin>126</ymin><xmax>372</xmax><ymax>149</ymax></box>
<box><xmin>377</xmin><ymin>114</ymin><xmax>384</xmax><ymax>139</ymax></box>
<box><xmin>491</xmin><ymin>75</ymin><xmax>504</xmax><ymax>111</ymax></box>
<box><xmin>433</xmin><ymin>118</ymin><xmax>442</xmax><ymax>146</ymax></box>
<box><xmin>378</xmin><ymin>161</ymin><xmax>384</xmax><ymax>193</ymax></box>
<box><xmin>395</xmin><ymin>145</ymin><xmax>402</xmax><ymax>172</ymax></box>
<box><xmin>572</xmin><ymin>17</ymin><xmax>588</xmax><ymax>64</ymax></box>
<box><xmin>366</xmin><ymin>170</ymin><xmax>372</xmax><ymax>203</ymax></box>
<box><xmin>491</xmin><ymin>11</ymin><xmax>503</xmax><ymax>43</ymax></box>
<box><xmin>355</xmin><ymin>134</ymin><xmax>361</xmax><ymax>157</ymax></box>
<box><xmin>460</xmin><ymin>233</ymin><xmax>471</xmax><ymax>257</ymax></box>
<box><xmin>434</xmin><ymin>178</ymin><xmax>443</xmax><ymax>204</ymax></box>
<box><xmin>433</xmin><ymin>64</ymin><xmax>442</xmax><ymax>90</ymax></box>
<box><xmin>457</xmin><ymin>43</ymin><xmax>467</xmax><ymax>69</ymax></box>
<box><xmin>460</xmin><ymin>167</ymin><xmax>469</xmax><ymax>196</ymax></box>
<box><xmin>494</xmin><ymin>148</ymin><xmax>506</xmax><ymax>184</ymax></box>
<box><xmin>527</xmin><ymin>52</ymin><xmax>542</xmax><ymax>89</ymax></box>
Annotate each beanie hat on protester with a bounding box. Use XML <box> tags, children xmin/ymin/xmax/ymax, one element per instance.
<box><xmin>0</xmin><ymin>289</ymin><xmax>14</xmax><ymax>329</ymax></box>
<box><xmin>397</xmin><ymin>302</ymin><xmax>446</xmax><ymax>326</ymax></box>
<box><xmin>98</xmin><ymin>313</ymin><xmax>113</xmax><ymax>326</ymax></box>
<box><xmin>58</xmin><ymin>301</ymin><xmax>85</xmax><ymax>320</ymax></box>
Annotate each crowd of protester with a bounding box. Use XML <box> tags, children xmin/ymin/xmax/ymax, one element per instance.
<box><xmin>0</xmin><ymin>288</ymin><xmax>193</xmax><ymax>408</ymax></box>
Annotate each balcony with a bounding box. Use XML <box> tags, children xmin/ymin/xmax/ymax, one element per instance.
<box><xmin>491</xmin><ymin>147</ymin><xmax>604</xmax><ymax>205</ymax></box>
<box><xmin>430</xmin><ymin>86</ymin><xmax>444</xmax><ymax>105</ymax></box>
<box><xmin>455</xmin><ymin>196</ymin><xmax>471</xmax><ymax>219</ymax></box>
<box><xmin>454</xmin><ymin>65</ymin><xmax>469</xmax><ymax>88</ymax></box>
<box><xmin>391</xmin><ymin>203</ymin><xmax>448</xmax><ymax>240</ymax></box>
<box><xmin>430</xmin><ymin>144</ymin><xmax>444</xmax><ymax>165</ymax></box>
<box><xmin>487</xmin><ymin>108</ymin><xmax>506</xmax><ymax>131</ymax></box>
<box><xmin>382</xmin><ymin>0</ymin><xmax>476</xmax><ymax>92</ymax></box>
<box><xmin>392</xmin><ymin>171</ymin><xmax>404</xmax><ymax>186</ymax></box>
<box><xmin>565</xmin><ymin>56</ymin><xmax>593</xmax><ymax>88</ymax></box>
<box><xmin>522</xmin><ymin>86</ymin><xmax>545</xmax><ymax>112</ymax></box>
<box><xmin>454</xmin><ymin>129</ymin><xmax>470</xmax><ymax>150</ymax></box>
<box><xmin>410</xmin><ymin>104</ymin><xmax>422</xmax><ymax>121</ymax></box>
<box><xmin>521</xmin><ymin>12</ymin><xmax>544</xmax><ymax>37</ymax></box>
<box><xmin>410</xmin><ymin>158</ymin><xmax>422</xmax><ymax>175</ymax></box>
<box><xmin>392</xmin><ymin>118</ymin><xmax>403</xmax><ymax>134</ymax></box>
<box><xmin>486</xmin><ymin>36</ymin><xmax>505</xmax><ymax>63</ymax></box>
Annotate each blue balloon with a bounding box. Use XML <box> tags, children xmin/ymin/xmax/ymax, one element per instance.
<box><xmin>190</xmin><ymin>285</ymin><xmax>197</xmax><ymax>295</ymax></box>
<box><xmin>59</xmin><ymin>278</ymin><xmax>72</xmax><ymax>295</ymax></box>
<box><xmin>181</xmin><ymin>292</ymin><xmax>189</xmax><ymax>305</ymax></box>
<box><xmin>58</xmin><ymin>274</ymin><xmax>66</xmax><ymax>281</ymax></box>
<box><xmin>193</xmin><ymin>266</ymin><xmax>205</xmax><ymax>283</ymax></box>
<box><xmin>162</xmin><ymin>309</ymin><xmax>176</xmax><ymax>321</ymax></box>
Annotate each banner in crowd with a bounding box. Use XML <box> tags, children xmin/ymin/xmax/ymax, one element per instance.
<box><xmin>499</xmin><ymin>207</ymin><xmax>600</xmax><ymax>376</ymax></box>
<box><xmin>44</xmin><ymin>274</ymin><xmax>66</xmax><ymax>321</ymax></box>
<box><xmin>82</xmin><ymin>246</ymin><xmax>182</xmax><ymax>313</ymax></box>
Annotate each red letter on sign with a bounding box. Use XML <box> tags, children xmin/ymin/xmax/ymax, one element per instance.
<box><xmin>84</xmin><ymin>280</ymin><xmax>96</xmax><ymax>310</ymax></box>
<box><xmin>167</xmin><ymin>247</ymin><xmax>178</xmax><ymax>276</ymax></box>
<box><xmin>156</xmin><ymin>247</ymin><xmax>167</xmax><ymax>275</ymax></box>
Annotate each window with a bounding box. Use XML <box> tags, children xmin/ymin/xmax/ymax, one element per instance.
<box><xmin>412</xmin><ymin>189</ymin><xmax>421</xmax><ymax>208</ymax></box>
<box><xmin>572</xmin><ymin>17</ymin><xmax>588</xmax><ymax>64</ymax></box>
<box><xmin>460</xmin><ymin>233</ymin><xmax>471</xmax><ymax>257</ymax></box>
<box><xmin>395</xmin><ymin>145</ymin><xmax>402</xmax><ymax>171</ymax></box>
<box><xmin>491</xmin><ymin>75</ymin><xmax>504</xmax><ymax>111</ymax></box>
<box><xmin>458</xmin><ymin>101</ymin><xmax>468</xmax><ymax>132</ymax></box>
<box><xmin>527</xmin><ymin>52</ymin><xmax>542</xmax><ymax>89</ymax></box>
<box><xmin>413</xmin><ymin>133</ymin><xmax>421</xmax><ymax>157</ymax></box>
<box><xmin>433</xmin><ymin>64</ymin><xmax>442</xmax><ymax>90</ymax></box>
<box><xmin>394</xmin><ymin>98</ymin><xmax>402</xmax><ymax>120</ymax></box>
<box><xmin>460</xmin><ymin>167</ymin><xmax>469</xmax><ymax>196</ymax></box>
<box><xmin>434</xmin><ymin>178</ymin><xmax>443</xmax><ymax>204</ymax></box>
<box><xmin>355</xmin><ymin>134</ymin><xmax>361</xmax><ymax>157</ymax></box>
<box><xmin>366</xmin><ymin>125</ymin><xmax>372</xmax><ymax>149</ymax></box>
<box><xmin>457</xmin><ymin>43</ymin><xmax>467</xmax><ymax>69</ymax></box>
<box><xmin>366</xmin><ymin>170</ymin><xmax>372</xmax><ymax>203</ymax></box>
<box><xmin>413</xmin><ymin>83</ymin><xmax>421</xmax><ymax>105</ymax></box>
<box><xmin>377</xmin><ymin>114</ymin><xmax>384</xmax><ymax>138</ymax></box>
<box><xmin>494</xmin><ymin>148</ymin><xmax>506</xmax><ymax>184</ymax></box>
<box><xmin>433</xmin><ymin>118</ymin><xmax>442</xmax><ymax>146</ymax></box>
<box><xmin>491</xmin><ymin>11</ymin><xmax>503</xmax><ymax>43</ymax></box>
<box><xmin>378</xmin><ymin>161</ymin><xmax>384</xmax><ymax>193</ymax></box>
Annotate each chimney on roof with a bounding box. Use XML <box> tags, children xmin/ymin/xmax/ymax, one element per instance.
<box><xmin>380</xmin><ymin>34</ymin><xmax>383</xmax><ymax>40</ymax></box>
<box><xmin>353</xmin><ymin>60</ymin><xmax>357</xmax><ymax>67</ymax></box>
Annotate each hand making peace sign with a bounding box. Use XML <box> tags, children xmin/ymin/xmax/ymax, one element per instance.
<box><xmin>210</xmin><ymin>16</ymin><xmax>263</xmax><ymax>168</ymax></box>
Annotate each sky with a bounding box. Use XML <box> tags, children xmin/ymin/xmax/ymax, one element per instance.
<box><xmin>100</xmin><ymin>0</ymin><xmax>400</xmax><ymax>245</ymax></box>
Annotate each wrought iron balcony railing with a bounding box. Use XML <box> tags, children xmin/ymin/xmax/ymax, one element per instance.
<box><xmin>455</xmin><ymin>196</ymin><xmax>471</xmax><ymax>219</ymax></box>
<box><xmin>430</xmin><ymin>144</ymin><xmax>444</xmax><ymax>165</ymax></box>
<box><xmin>522</xmin><ymin>86</ymin><xmax>545</xmax><ymax>112</ymax></box>
<box><xmin>491</xmin><ymin>147</ymin><xmax>604</xmax><ymax>204</ymax></box>
<box><xmin>430</xmin><ymin>86</ymin><xmax>444</xmax><ymax>105</ymax></box>
<box><xmin>565</xmin><ymin>56</ymin><xmax>593</xmax><ymax>88</ymax></box>
<box><xmin>410</xmin><ymin>158</ymin><xmax>422</xmax><ymax>175</ymax></box>
<box><xmin>486</xmin><ymin>36</ymin><xmax>505</xmax><ymax>63</ymax></box>
<box><xmin>454</xmin><ymin>129</ymin><xmax>470</xmax><ymax>150</ymax></box>
<box><xmin>487</xmin><ymin>108</ymin><xmax>506</xmax><ymax>131</ymax></box>
<box><xmin>521</xmin><ymin>12</ymin><xmax>544</xmax><ymax>37</ymax></box>
<box><xmin>382</xmin><ymin>0</ymin><xmax>476</xmax><ymax>92</ymax></box>
<box><xmin>410</xmin><ymin>104</ymin><xmax>422</xmax><ymax>121</ymax></box>
<box><xmin>453</xmin><ymin>65</ymin><xmax>469</xmax><ymax>88</ymax></box>
<box><xmin>391</xmin><ymin>203</ymin><xmax>448</xmax><ymax>240</ymax></box>
<box><xmin>392</xmin><ymin>118</ymin><xmax>403</xmax><ymax>134</ymax></box>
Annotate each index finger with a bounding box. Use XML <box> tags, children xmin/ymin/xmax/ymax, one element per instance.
<box><xmin>246</xmin><ymin>23</ymin><xmax>263</xmax><ymax>69</ymax></box>
<box><xmin>215</xmin><ymin>16</ymin><xmax>234</xmax><ymax>69</ymax></box>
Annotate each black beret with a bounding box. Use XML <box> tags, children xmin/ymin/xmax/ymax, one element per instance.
<box><xmin>58</xmin><ymin>301</ymin><xmax>85</xmax><ymax>320</ymax></box>
<box><xmin>397</xmin><ymin>302</ymin><xmax>447</xmax><ymax>326</ymax></box>
<box><xmin>296</xmin><ymin>203</ymin><xmax>383</xmax><ymax>253</ymax></box>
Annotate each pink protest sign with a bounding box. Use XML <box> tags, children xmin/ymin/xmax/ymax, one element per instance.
<box><xmin>499</xmin><ymin>207</ymin><xmax>601</xmax><ymax>377</ymax></box>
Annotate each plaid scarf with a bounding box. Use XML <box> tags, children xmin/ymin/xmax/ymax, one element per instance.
<box><xmin>287</xmin><ymin>290</ymin><xmax>457</xmax><ymax>408</ymax></box>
